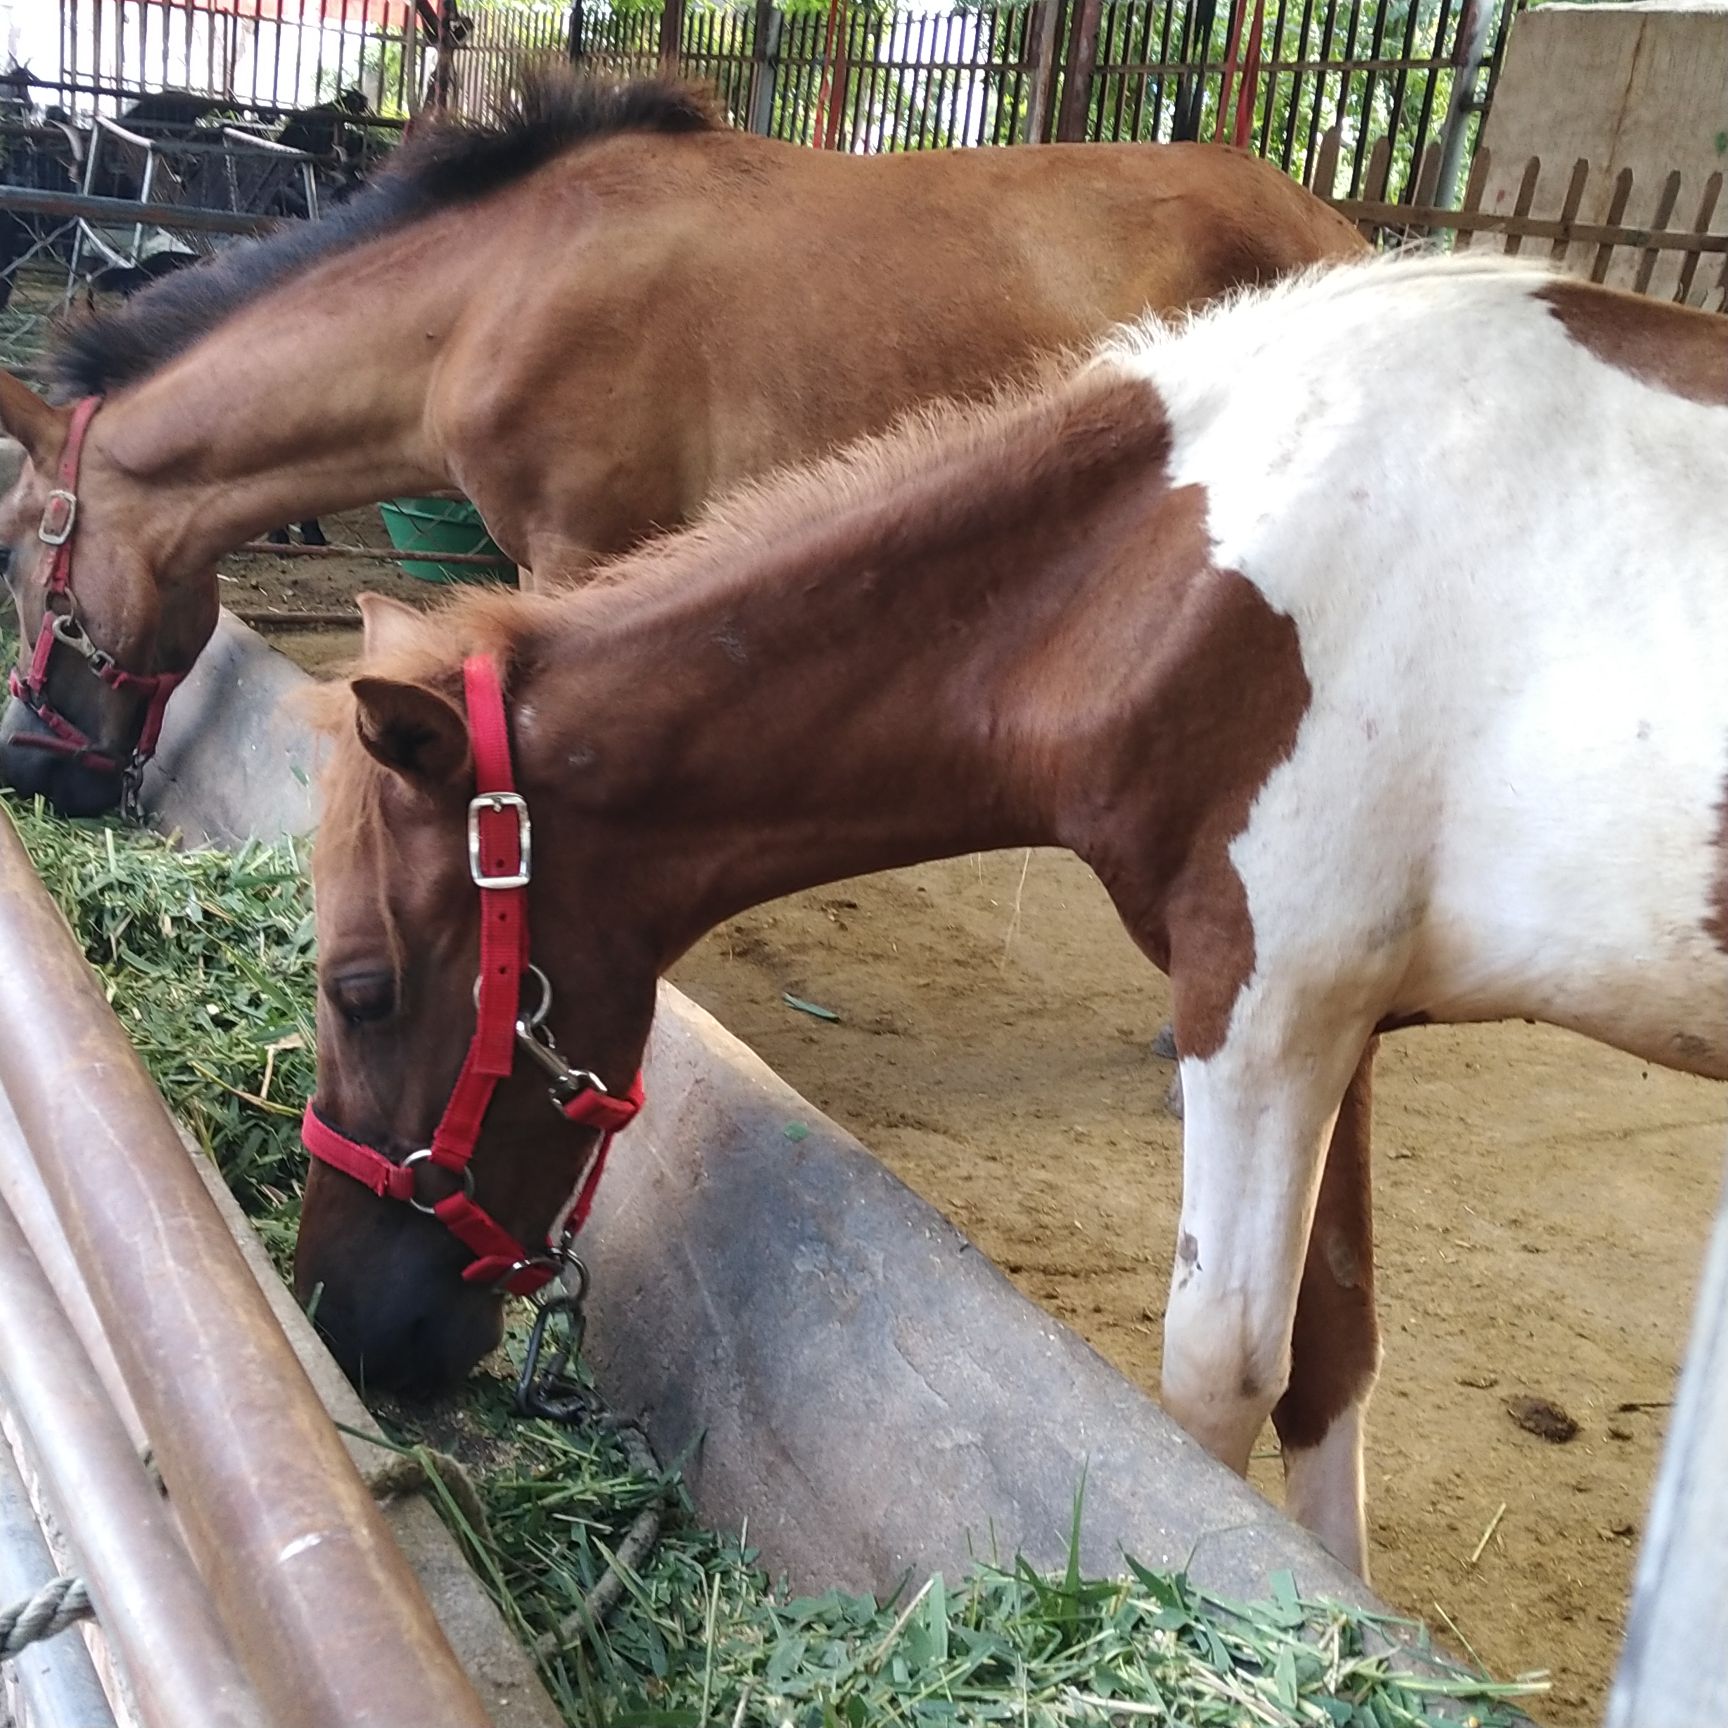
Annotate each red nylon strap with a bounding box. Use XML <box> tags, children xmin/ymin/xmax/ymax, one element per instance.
<box><xmin>300</xmin><ymin>1103</ymin><xmax>416</xmax><ymax>1202</ymax></box>
<box><xmin>12</xmin><ymin>394</ymin><xmax>187</xmax><ymax>771</ymax></box>
<box><xmin>439</xmin><ymin>1195</ymin><xmax>558</xmax><ymax>1295</ymax></box>
<box><xmin>5</xmin><ymin>667</ymin><xmax>122</xmax><ymax>772</ymax></box>
<box><xmin>41</xmin><ymin>395</ymin><xmax>101</xmax><ymax>600</ymax></box>
<box><xmin>425</xmin><ymin>655</ymin><xmax>526</xmax><ymax>1174</ymax></box>
<box><xmin>564</xmin><ymin>1071</ymin><xmax>648</xmax><ymax>1234</ymax></box>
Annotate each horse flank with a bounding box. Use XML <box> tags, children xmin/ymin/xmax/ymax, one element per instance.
<box><xmin>47</xmin><ymin>72</ymin><xmax>717</xmax><ymax>401</ymax></box>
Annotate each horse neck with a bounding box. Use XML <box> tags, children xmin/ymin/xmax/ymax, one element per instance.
<box><xmin>523</xmin><ymin>371</ymin><xmax>1174</xmax><ymax>964</ymax></box>
<box><xmin>90</xmin><ymin>253</ymin><xmax>462</xmax><ymax>576</ymax></box>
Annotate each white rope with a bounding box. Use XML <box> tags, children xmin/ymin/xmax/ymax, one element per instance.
<box><xmin>0</xmin><ymin>1574</ymin><xmax>94</xmax><ymax>1660</ymax></box>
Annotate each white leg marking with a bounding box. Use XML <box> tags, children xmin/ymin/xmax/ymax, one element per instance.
<box><xmin>1284</xmin><ymin>1400</ymin><xmax>1371</xmax><ymax>1579</ymax></box>
<box><xmin>1160</xmin><ymin>1027</ymin><xmax>1360</xmax><ymax>1478</ymax></box>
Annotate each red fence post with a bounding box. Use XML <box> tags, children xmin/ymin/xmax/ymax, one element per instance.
<box><xmin>1054</xmin><ymin>0</ymin><xmax>1102</xmax><ymax>141</ymax></box>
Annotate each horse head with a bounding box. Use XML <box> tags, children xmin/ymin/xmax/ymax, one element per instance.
<box><xmin>295</xmin><ymin>595</ymin><xmax>655</xmax><ymax>1393</ymax></box>
<box><xmin>0</xmin><ymin>376</ymin><xmax>219</xmax><ymax>814</ymax></box>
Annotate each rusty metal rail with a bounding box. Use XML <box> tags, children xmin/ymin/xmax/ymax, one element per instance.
<box><xmin>0</xmin><ymin>809</ymin><xmax>495</xmax><ymax>1728</ymax></box>
<box><xmin>0</xmin><ymin>1195</ymin><xmax>265</xmax><ymax>1728</ymax></box>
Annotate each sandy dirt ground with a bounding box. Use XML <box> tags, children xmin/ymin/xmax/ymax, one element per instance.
<box><xmin>268</xmin><ymin>562</ymin><xmax>1723</xmax><ymax>1728</ymax></box>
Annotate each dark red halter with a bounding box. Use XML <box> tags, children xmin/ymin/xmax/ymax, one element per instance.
<box><xmin>7</xmin><ymin>396</ymin><xmax>187</xmax><ymax>784</ymax></box>
<box><xmin>301</xmin><ymin>654</ymin><xmax>644</xmax><ymax>1297</ymax></box>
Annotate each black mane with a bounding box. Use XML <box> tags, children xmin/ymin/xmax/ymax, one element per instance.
<box><xmin>48</xmin><ymin>73</ymin><xmax>717</xmax><ymax>400</ymax></box>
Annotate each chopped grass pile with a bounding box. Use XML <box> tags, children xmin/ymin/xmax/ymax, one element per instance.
<box><xmin>4</xmin><ymin>790</ymin><xmax>1548</xmax><ymax>1728</ymax></box>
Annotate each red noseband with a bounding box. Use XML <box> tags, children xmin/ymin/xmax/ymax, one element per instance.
<box><xmin>7</xmin><ymin>396</ymin><xmax>187</xmax><ymax>792</ymax></box>
<box><xmin>301</xmin><ymin>654</ymin><xmax>644</xmax><ymax>1297</ymax></box>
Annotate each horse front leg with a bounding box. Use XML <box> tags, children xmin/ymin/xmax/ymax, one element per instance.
<box><xmin>1275</xmin><ymin>1040</ymin><xmax>1380</xmax><ymax>1578</ymax></box>
<box><xmin>1159</xmin><ymin>1001</ymin><xmax>1373</xmax><ymax>1561</ymax></box>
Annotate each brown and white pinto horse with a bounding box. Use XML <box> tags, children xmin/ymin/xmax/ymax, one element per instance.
<box><xmin>297</xmin><ymin>252</ymin><xmax>1728</xmax><ymax>1578</ymax></box>
<box><xmin>290</xmin><ymin>259</ymin><xmax>1728</xmax><ymax>1582</ymax></box>
<box><xmin>0</xmin><ymin>71</ymin><xmax>1362</xmax><ymax>815</ymax></box>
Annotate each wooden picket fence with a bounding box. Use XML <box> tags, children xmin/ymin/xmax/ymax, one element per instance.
<box><xmin>1311</xmin><ymin>128</ymin><xmax>1728</xmax><ymax>312</ymax></box>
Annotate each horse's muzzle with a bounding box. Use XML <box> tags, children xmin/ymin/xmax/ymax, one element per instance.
<box><xmin>0</xmin><ymin>695</ymin><xmax>126</xmax><ymax>817</ymax></box>
<box><xmin>293</xmin><ymin>1191</ymin><xmax>507</xmax><ymax>1395</ymax></box>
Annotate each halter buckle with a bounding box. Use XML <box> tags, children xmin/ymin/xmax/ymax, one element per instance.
<box><xmin>38</xmin><ymin>489</ymin><xmax>76</xmax><ymax>547</ymax></box>
<box><xmin>467</xmin><ymin>791</ymin><xmax>531</xmax><ymax>888</ymax></box>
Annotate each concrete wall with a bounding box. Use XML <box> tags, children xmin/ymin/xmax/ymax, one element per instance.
<box><xmin>1477</xmin><ymin>4</ymin><xmax>1728</xmax><ymax>306</ymax></box>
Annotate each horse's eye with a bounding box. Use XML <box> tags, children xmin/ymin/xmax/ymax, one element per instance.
<box><xmin>328</xmin><ymin>969</ymin><xmax>396</xmax><ymax>1025</ymax></box>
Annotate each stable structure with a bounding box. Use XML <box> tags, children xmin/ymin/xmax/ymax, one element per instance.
<box><xmin>1474</xmin><ymin>1</ymin><xmax>1728</xmax><ymax>305</ymax></box>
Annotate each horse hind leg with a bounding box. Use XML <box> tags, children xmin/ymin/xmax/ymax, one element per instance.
<box><xmin>1159</xmin><ymin>1006</ymin><xmax>1374</xmax><ymax>1555</ymax></box>
<box><xmin>1274</xmin><ymin>1041</ymin><xmax>1380</xmax><ymax>1579</ymax></box>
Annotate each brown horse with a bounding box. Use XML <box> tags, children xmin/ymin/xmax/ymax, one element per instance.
<box><xmin>0</xmin><ymin>72</ymin><xmax>1363</xmax><ymax>814</ymax></box>
<box><xmin>295</xmin><ymin>254</ymin><xmax>1728</xmax><ymax>1580</ymax></box>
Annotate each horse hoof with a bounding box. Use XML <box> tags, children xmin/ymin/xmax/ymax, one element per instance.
<box><xmin>1163</xmin><ymin>1072</ymin><xmax>1185</xmax><ymax>1121</ymax></box>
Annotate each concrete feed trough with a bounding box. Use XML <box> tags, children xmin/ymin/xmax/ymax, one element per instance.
<box><xmin>144</xmin><ymin>611</ymin><xmax>1380</xmax><ymax>1608</ymax></box>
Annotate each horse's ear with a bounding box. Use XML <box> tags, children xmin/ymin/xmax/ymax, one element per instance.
<box><xmin>0</xmin><ymin>372</ymin><xmax>66</xmax><ymax>468</ymax></box>
<box><xmin>351</xmin><ymin>676</ymin><xmax>471</xmax><ymax>788</ymax></box>
<box><xmin>356</xmin><ymin>592</ymin><xmax>423</xmax><ymax>660</ymax></box>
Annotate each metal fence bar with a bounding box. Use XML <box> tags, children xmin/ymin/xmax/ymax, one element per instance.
<box><xmin>0</xmin><ymin>181</ymin><xmax>278</xmax><ymax>236</ymax></box>
<box><xmin>0</xmin><ymin>811</ymin><xmax>495</xmax><ymax>1728</ymax></box>
<box><xmin>0</xmin><ymin>1434</ymin><xmax>121</xmax><ymax>1728</ymax></box>
<box><xmin>0</xmin><ymin>1091</ymin><xmax>145</xmax><ymax>1451</ymax></box>
<box><xmin>0</xmin><ymin>1195</ymin><xmax>265</xmax><ymax>1728</ymax></box>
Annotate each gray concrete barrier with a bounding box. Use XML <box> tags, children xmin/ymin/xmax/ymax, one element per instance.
<box><xmin>144</xmin><ymin>611</ymin><xmax>1377</xmax><ymax>1608</ymax></box>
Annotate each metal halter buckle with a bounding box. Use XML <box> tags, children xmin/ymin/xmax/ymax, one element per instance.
<box><xmin>474</xmin><ymin>962</ymin><xmax>609</xmax><ymax>1112</ymax></box>
<box><xmin>467</xmin><ymin>791</ymin><xmax>531</xmax><ymax>888</ymax></box>
<box><xmin>38</xmin><ymin>489</ymin><xmax>77</xmax><ymax>547</ymax></box>
<box><xmin>515</xmin><ymin>1025</ymin><xmax>607</xmax><ymax>1110</ymax></box>
<box><xmin>401</xmin><ymin>1149</ymin><xmax>477</xmax><ymax>1215</ymax></box>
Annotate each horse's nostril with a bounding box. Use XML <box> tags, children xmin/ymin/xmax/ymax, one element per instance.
<box><xmin>306</xmin><ymin>1275</ymin><xmax>504</xmax><ymax>1397</ymax></box>
<box><xmin>0</xmin><ymin>703</ymin><xmax>127</xmax><ymax>816</ymax></box>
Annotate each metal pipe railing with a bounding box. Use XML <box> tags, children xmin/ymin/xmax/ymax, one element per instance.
<box><xmin>0</xmin><ymin>811</ymin><xmax>495</xmax><ymax>1728</ymax></box>
<box><xmin>0</xmin><ymin>1195</ymin><xmax>265</xmax><ymax>1728</ymax></box>
<box><xmin>0</xmin><ymin>1431</ymin><xmax>121</xmax><ymax>1728</ymax></box>
<box><xmin>0</xmin><ymin>1091</ymin><xmax>145</xmax><ymax>1451</ymax></box>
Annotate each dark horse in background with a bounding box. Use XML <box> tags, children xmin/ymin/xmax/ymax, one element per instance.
<box><xmin>0</xmin><ymin>74</ymin><xmax>391</xmax><ymax>547</ymax></box>
<box><xmin>0</xmin><ymin>65</ymin><xmax>79</xmax><ymax>314</ymax></box>
<box><xmin>70</xmin><ymin>84</ymin><xmax>389</xmax><ymax>547</ymax></box>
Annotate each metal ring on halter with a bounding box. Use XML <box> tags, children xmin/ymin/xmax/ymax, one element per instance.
<box><xmin>401</xmin><ymin>1148</ymin><xmax>476</xmax><ymax>1215</ymax></box>
<box><xmin>472</xmin><ymin>962</ymin><xmax>552</xmax><ymax>1028</ymax></box>
<box><xmin>557</xmin><ymin>1253</ymin><xmax>591</xmax><ymax>1304</ymax></box>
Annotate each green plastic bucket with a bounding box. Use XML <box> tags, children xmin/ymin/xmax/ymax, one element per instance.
<box><xmin>377</xmin><ymin>496</ymin><xmax>513</xmax><ymax>585</ymax></box>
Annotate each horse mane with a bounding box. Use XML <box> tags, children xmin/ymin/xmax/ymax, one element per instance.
<box><xmin>47</xmin><ymin>70</ymin><xmax>718</xmax><ymax>401</ymax></box>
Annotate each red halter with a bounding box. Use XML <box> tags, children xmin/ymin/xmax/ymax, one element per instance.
<box><xmin>6</xmin><ymin>396</ymin><xmax>188</xmax><ymax>786</ymax></box>
<box><xmin>301</xmin><ymin>654</ymin><xmax>644</xmax><ymax>1297</ymax></box>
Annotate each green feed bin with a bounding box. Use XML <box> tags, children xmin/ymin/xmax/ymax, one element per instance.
<box><xmin>378</xmin><ymin>496</ymin><xmax>514</xmax><ymax>585</ymax></box>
